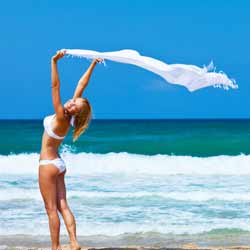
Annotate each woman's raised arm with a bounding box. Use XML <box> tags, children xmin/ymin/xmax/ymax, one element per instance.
<box><xmin>51</xmin><ymin>50</ymin><xmax>65</xmax><ymax>119</ymax></box>
<box><xmin>73</xmin><ymin>58</ymin><xmax>103</xmax><ymax>99</ymax></box>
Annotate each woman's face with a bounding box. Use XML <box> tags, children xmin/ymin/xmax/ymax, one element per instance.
<box><xmin>64</xmin><ymin>98</ymin><xmax>84</xmax><ymax>115</ymax></box>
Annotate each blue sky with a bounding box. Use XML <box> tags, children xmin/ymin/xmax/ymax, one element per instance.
<box><xmin>0</xmin><ymin>0</ymin><xmax>249</xmax><ymax>119</ymax></box>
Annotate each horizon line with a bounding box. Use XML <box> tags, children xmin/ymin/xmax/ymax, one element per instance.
<box><xmin>0</xmin><ymin>118</ymin><xmax>250</xmax><ymax>121</ymax></box>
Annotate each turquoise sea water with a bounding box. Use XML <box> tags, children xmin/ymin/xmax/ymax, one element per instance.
<box><xmin>1</xmin><ymin>119</ymin><xmax>250</xmax><ymax>242</ymax></box>
<box><xmin>1</xmin><ymin>119</ymin><xmax>250</xmax><ymax>156</ymax></box>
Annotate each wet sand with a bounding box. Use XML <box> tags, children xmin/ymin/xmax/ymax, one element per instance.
<box><xmin>2</xmin><ymin>245</ymin><xmax>250</xmax><ymax>250</ymax></box>
<box><xmin>1</xmin><ymin>234</ymin><xmax>250</xmax><ymax>250</ymax></box>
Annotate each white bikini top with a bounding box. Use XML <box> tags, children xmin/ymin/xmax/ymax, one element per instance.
<box><xmin>43</xmin><ymin>114</ymin><xmax>75</xmax><ymax>140</ymax></box>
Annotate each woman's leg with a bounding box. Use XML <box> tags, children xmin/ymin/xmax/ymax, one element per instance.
<box><xmin>39</xmin><ymin>165</ymin><xmax>61</xmax><ymax>250</ymax></box>
<box><xmin>56</xmin><ymin>171</ymin><xmax>81</xmax><ymax>250</ymax></box>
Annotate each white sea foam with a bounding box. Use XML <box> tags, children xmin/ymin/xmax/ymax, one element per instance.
<box><xmin>0</xmin><ymin>152</ymin><xmax>250</xmax><ymax>176</ymax></box>
<box><xmin>0</xmin><ymin>187</ymin><xmax>250</xmax><ymax>202</ymax></box>
<box><xmin>1</xmin><ymin>218</ymin><xmax>250</xmax><ymax>236</ymax></box>
<box><xmin>1</xmin><ymin>188</ymin><xmax>250</xmax><ymax>202</ymax></box>
<box><xmin>65</xmin><ymin>190</ymin><xmax>250</xmax><ymax>201</ymax></box>
<box><xmin>2</xmin><ymin>152</ymin><xmax>250</xmax><ymax>236</ymax></box>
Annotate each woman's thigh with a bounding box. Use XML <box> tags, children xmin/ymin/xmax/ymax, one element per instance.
<box><xmin>39</xmin><ymin>164</ymin><xmax>60</xmax><ymax>210</ymax></box>
<box><xmin>56</xmin><ymin>171</ymin><xmax>68</xmax><ymax>211</ymax></box>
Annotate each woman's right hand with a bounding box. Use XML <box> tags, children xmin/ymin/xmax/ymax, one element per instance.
<box><xmin>52</xmin><ymin>50</ymin><xmax>66</xmax><ymax>62</ymax></box>
<box><xmin>94</xmin><ymin>58</ymin><xmax>104</xmax><ymax>64</ymax></box>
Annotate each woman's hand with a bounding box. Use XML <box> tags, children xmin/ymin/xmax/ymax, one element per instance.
<box><xmin>52</xmin><ymin>50</ymin><xmax>66</xmax><ymax>62</ymax></box>
<box><xmin>93</xmin><ymin>58</ymin><xmax>104</xmax><ymax>64</ymax></box>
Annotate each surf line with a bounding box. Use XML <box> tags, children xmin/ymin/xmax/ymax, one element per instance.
<box><xmin>64</xmin><ymin>49</ymin><xmax>237</xmax><ymax>92</ymax></box>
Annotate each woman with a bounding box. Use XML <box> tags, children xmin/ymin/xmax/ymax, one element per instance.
<box><xmin>39</xmin><ymin>50</ymin><xmax>102</xmax><ymax>250</ymax></box>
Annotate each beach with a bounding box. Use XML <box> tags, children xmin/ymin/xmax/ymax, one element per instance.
<box><xmin>1</xmin><ymin>120</ymin><xmax>250</xmax><ymax>249</ymax></box>
<box><xmin>1</xmin><ymin>0</ymin><xmax>249</xmax><ymax>247</ymax></box>
<box><xmin>2</xmin><ymin>234</ymin><xmax>250</xmax><ymax>250</ymax></box>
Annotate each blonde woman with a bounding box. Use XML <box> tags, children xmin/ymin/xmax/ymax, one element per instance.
<box><xmin>39</xmin><ymin>50</ymin><xmax>102</xmax><ymax>250</ymax></box>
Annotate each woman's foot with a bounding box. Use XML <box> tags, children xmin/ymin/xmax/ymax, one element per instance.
<box><xmin>52</xmin><ymin>245</ymin><xmax>61</xmax><ymax>250</ymax></box>
<box><xmin>70</xmin><ymin>242</ymin><xmax>81</xmax><ymax>250</ymax></box>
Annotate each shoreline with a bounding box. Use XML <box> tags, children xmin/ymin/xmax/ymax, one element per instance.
<box><xmin>2</xmin><ymin>245</ymin><xmax>250</xmax><ymax>250</ymax></box>
<box><xmin>2</xmin><ymin>234</ymin><xmax>250</xmax><ymax>250</ymax></box>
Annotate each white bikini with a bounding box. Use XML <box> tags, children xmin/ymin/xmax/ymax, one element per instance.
<box><xmin>39</xmin><ymin>114</ymin><xmax>75</xmax><ymax>173</ymax></box>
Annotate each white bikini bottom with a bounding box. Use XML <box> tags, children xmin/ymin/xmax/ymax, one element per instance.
<box><xmin>39</xmin><ymin>158</ymin><xmax>66</xmax><ymax>173</ymax></box>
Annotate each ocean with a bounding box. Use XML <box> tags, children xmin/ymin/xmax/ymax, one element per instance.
<box><xmin>1</xmin><ymin>119</ymin><xmax>250</xmax><ymax>246</ymax></box>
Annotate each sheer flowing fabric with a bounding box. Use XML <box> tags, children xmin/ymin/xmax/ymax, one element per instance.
<box><xmin>65</xmin><ymin>49</ymin><xmax>237</xmax><ymax>92</ymax></box>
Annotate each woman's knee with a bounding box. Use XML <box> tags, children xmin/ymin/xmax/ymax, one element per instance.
<box><xmin>57</xmin><ymin>202</ymin><xmax>69</xmax><ymax>214</ymax></box>
<box><xmin>45</xmin><ymin>203</ymin><xmax>58</xmax><ymax>216</ymax></box>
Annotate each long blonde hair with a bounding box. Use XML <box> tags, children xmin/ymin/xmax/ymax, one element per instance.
<box><xmin>73</xmin><ymin>98</ymin><xmax>92</xmax><ymax>142</ymax></box>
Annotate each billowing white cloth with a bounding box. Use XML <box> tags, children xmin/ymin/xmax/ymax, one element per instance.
<box><xmin>65</xmin><ymin>49</ymin><xmax>237</xmax><ymax>92</ymax></box>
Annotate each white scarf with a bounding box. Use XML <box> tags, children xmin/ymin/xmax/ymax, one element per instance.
<box><xmin>64</xmin><ymin>49</ymin><xmax>237</xmax><ymax>92</ymax></box>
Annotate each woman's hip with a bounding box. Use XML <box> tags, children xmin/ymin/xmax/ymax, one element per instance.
<box><xmin>39</xmin><ymin>157</ymin><xmax>66</xmax><ymax>174</ymax></box>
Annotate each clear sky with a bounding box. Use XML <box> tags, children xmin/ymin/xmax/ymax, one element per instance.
<box><xmin>0</xmin><ymin>0</ymin><xmax>249</xmax><ymax>119</ymax></box>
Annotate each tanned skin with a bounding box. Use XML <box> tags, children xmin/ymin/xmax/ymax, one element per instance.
<box><xmin>39</xmin><ymin>50</ymin><xmax>102</xmax><ymax>250</ymax></box>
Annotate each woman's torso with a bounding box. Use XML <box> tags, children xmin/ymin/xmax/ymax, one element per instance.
<box><xmin>40</xmin><ymin>114</ymin><xmax>70</xmax><ymax>160</ymax></box>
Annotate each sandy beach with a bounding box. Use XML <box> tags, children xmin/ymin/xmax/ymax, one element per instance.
<box><xmin>2</xmin><ymin>244</ymin><xmax>250</xmax><ymax>250</ymax></box>
<box><xmin>2</xmin><ymin>234</ymin><xmax>250</xmax><ymax>250</ymax></box>
<box><xmin>1</xmin><ymin>0</ymin><xmax>250</xmax><ymax>249</ymax></box>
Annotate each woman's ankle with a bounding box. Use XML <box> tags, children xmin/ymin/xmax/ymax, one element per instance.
<box><xmin>70</xmin><ymin>241</ymin><xmax>81</xmax><ymax>250</ymax></box>
<box><xmin>52</xmin><ymin>244</ymin><xmax>61</xmax><ymax>250</ymax></box>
